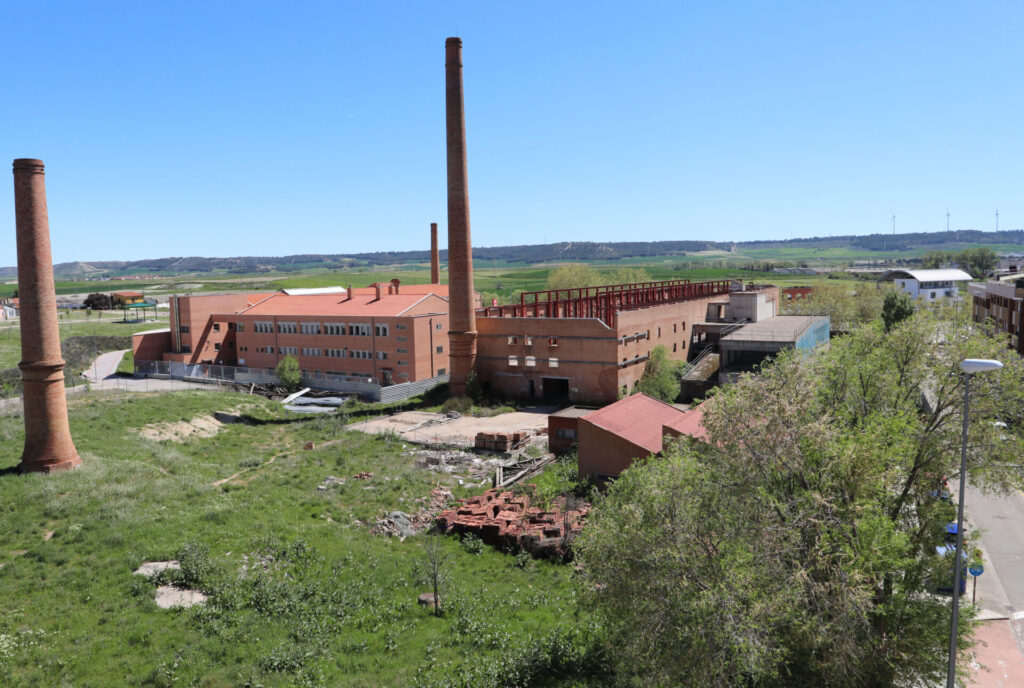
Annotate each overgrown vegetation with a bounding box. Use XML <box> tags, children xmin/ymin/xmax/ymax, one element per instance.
<box><xmin>0</xmin><ymin>390</ymin><xmax>603</xmax><ymax>686</ymax></box>
<box><xmin>577</xmin><ymin>313</ymin><xmax>1024</xmax><ymax>687</ymax></box>
<box><xmin>637</xmin><ymin>345</ymin><xmax>683</xmax><ymax>402</ymax></box>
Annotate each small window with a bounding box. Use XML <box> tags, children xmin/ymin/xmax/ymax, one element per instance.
<box><xmin>179</xmin><ymin>325</ymin><xmax>190</xmax><ymax>334</ymax></box>
<box><xmin>397</xmin><ymin>348</ymin><xmax>408</xmax><ymax>354</ymax></box>
<box><xmin>236</xmin><ymin>323</ymin><xmax>244</xmax><ymax>332</ymax></box>
<box><xmin>395</xmin><ymin>324</ymin><xmax>408</xmax><ymax>330</ymax></box>
<box><xmin>397</xmin><ymin>336</ymin><xmax>408</xmax><ymax>342</ymax></box>
<box><xmin>436</xmin><ymin>323</ymin><xmax>443</xmax><ymax>330</ymax></box>
<box><xmin>377</xmin><ymin>352</ymin><xmax>388</xmax><ymax>360</ymax></box>
<box><xmin>213</xmin><ymin>323</ymin><xmax>220</xmax><ymax>332</ymax></box>
<box><xmin>657</xmin><ymin>327</ymin><xmax>661</xmax><ymax>337</ymax></box>
<box><xmin>181</xmin><ymin>345</ymin><xmax>192</xmax><ymax>354</ymax></box>
<box><xmin>398</xmin><ymin>360</ymin><xmax>408</xmax><ymax>366</ymax></box>
<box><xmin>398</xmin><ymin>372</ymin><xmax>410</xmax><ymax>379</ymax></box>
<box><xmin>301</xmin><ymin>322</ymin><xmax>321</xmax><ymax>335</ymax></box>
<box><xmin>548</xmin><ymin>337</ymin><xmax>558</xmax><ymax>347</ymax></box>
<box><xmin>214</xmin><ymin>343</ymin><xmax>220</xmax><ymax>351</ymax></box>
<box><xmin>525</xmin><ymin>337</ymin><xmax>533</xmax><ymax>346</ymax></box>
<box><xmin>507</xmin><ymin>336</ymin><xmax>518</xmax><ymax>345</ymax></box>
<box><xmin>437</xmin><ymin>368</ymin><xmax>446</xmax><ymax>375</ymax></box>
<box><xmin>508</xmin><ymin>355</ymin><xmax>519</xmax><ymax>367</ymax></box>
<box><xmin>375</xmin><ymin>324</ymin><xmax>389</xmax><ymax>337</ymax></box>
<box><xmin>673</xmin><ymin>324</ymin><xmax>677</xmax><ymax>333</ymax></box>
<box><xmin>549</xmin><ymin>357</ymin><xmax>559</xmax><ymax>368</ymax></box>
<box><xmin>436</xmin><ymin>346</ymin><xmax>443</xmax><ymax>354</ymax></box>
<box><xmin>525</xmin><ymin>356</ymin><xmax>536</xmax><ymax>367</ymax></box>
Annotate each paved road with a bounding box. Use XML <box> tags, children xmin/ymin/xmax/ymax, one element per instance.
<box><xmin>961</xmin><ymin>485</ymin><xmax>1024</xmax><ymax>687</ymax></box>
<box><xmin>965</xmin><ymin>486</ymin><xmax>1024</xmax><ymax>614</ymax></box>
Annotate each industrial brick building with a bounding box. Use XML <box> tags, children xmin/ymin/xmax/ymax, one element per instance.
<box><xmin>133</xmin><ymin>280</ymin><xmax>472</xmax><ymax>386</ymax></box>
<box><xmin>969</xmin><ymin>279</ymin><xmax>1024</xmax><ymax>355</ymax></box>
<box><xmin>469</xmin><ymin>280</ymin><xmax>776</xmax><ymax>405</ymax></box>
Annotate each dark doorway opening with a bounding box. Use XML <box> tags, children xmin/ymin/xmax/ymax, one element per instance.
<box><xmin>542</xmin><ymin>377</ymin><xmax>569</xmax><ymax>400</ymax></box>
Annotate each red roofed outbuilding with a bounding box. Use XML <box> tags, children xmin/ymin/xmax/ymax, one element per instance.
<box><xmin>577</xmin><ymin>393</ymin><xmax>708</xmax><ymax>479</ymax></box>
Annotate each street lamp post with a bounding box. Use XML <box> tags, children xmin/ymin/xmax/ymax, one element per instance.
<box><xmin>946</xmin><ymin>358</ymin><xmax>1004</xmax><ymax>688</ymax></box>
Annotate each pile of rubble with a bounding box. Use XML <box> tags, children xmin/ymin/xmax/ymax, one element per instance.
<box><xmin>474</xmin><ymin>431</ymin><xmax>528</xmax><ymax>452</ymax></box>
<box><xmin>406</xmin><ymin>448</ymin><xmax>506</xmax><ymax>481</ymax></box>
<box><xmin>435</xmin><ymin>487</ymin><xmax>589</xmax><ymax>559</ymax></box>
<box><xmin>373</xmin><ymin>486</ymin><xmax>455</xmax><ymax>539</ymax></box>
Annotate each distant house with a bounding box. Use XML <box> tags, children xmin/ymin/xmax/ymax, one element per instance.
<box><xmin>0</xmin><ymin>304</ymin><xmax>16</xmax><ymax>321</ymax></box>
<box><xmin>881</xmin><ymin>269</ymin><xmax>972</xmax><ymax>303</ymax></box>
<box><xmin>113</xmin><ymin>291</ymin><xmax>145</xmax><ymax>306</ymax></box>
<box><xmin>576</xmin><ymin>393</ymin><xmax>707</xmax><ymax>480</ymax></box>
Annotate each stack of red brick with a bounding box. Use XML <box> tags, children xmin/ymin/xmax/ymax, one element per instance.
<box><xmin>474</xmin><ymin>431</ymin><xmax>526</xmax><ymax>452</ymax></box>
<box><xmin>435</xmin><ymin>487</ymin><xmax>589</xmax><ymax>558</ymax></box>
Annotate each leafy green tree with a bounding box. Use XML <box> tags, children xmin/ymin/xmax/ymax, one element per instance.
<box><xmin>577</xmin><ymin>313</ymin><xmax>1024</xmax><ymax>687</ymax></box>
<box><xmin>922</xmin><ymin>250</ymin><xmax>951</xmax><ymax>269</ymax></box>
<box><xmin>546</xmin><ymin>264</ymin><xmax>602</xmax><ymax>291</ymax></box>
<box><xmin>637</xmin><ymin>345</ymin><xmax>681</xmax><ymax>402</ymax></box>
<box><xmin>956</xmin><ymin>247</ymin><xmax>997</xmax><ymax>278</ymax></box>
<box><xmin>605</xmin><ymin>267</ymin><xmax>651</xmax><ymax>285</ymax></box>
<box><xmin>782</xmin><ymin>282</ymin><xmax>888</xmax><ymax>332</ymax></box>
<box><xmin>275</xmin><ymin>355</ymin><xmax>302</xmax><ymax>392</ymax></box>
<box><xmin>881</xmin><ymin>289</ymin><xmax>915</xmax><ymax>332</ymax></box>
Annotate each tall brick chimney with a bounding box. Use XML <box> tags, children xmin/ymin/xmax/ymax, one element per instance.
<box><xmin>12</xmin><ymin>159</ymin><xmax>81</xmax><ymax>473</ymax></box>
<box><xmin>430</xmin><ymin>222</ymin><xmax>440</xmax><ymax>285</ymax></box>
<box><xmin>445</xmin><ymin>37</ymin><xmax>477</xmax><ymax>396</ymax></box>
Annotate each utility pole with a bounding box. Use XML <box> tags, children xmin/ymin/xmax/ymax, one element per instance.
<box><xmin>996</xmin><ymin>207</ymin><xmax>1000</xmax><ymax>232</ymax></box>
<box><xmin>946</xmin><ymin>207</ymin><xmax>951</xmax><ymax>233</ymax></box>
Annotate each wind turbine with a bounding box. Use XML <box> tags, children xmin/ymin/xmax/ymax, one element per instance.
<box><xmin>996</xmin><ymin>207</ymin><xmax>1000</xmax><ymax>232</ymax></box>
<box><xmin>946</xmin><ymin>207</ymin><xmax>951</xmax><ymax>233</ymax></box>
<box><xmin>891</xmin><ymin>211</ymin><xmax>896</xmax><ymax>235</ymax></box>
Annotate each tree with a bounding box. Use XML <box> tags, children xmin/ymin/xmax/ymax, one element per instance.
<box><xmin>881</xmin><ymin>290</ymin><xmax>914</xmax><ymax>332</ymax></box>
<box><xmin>637</xmin><ymin>345</ymin><xmax>681</xmax><ymax>402</ymax></box>
<box><xmin>577</xmin><ymin>314</ymin><xmax>1024</xmax><ymax>687</ymax></box>
<box><xmin>275</xmin><ymin>355</ymin><xmax>302</xmax><ymax>392</ymax></box>
<box><xmin>922</xmin><ymin>250</ymin><xmax>951</xmax><ymax>269</ymax></box>
<box><xmin>782</xmin><ymin>282</ymin><xmax>888</xmax><ymax>332</ymax></box>
<box><xmin>546</xmin><ymin>264</ymin><xmax>602</xmax><ymax>291</ymax></box>
<box><xmin>956</xmin><ymin>247</ymin><xmax>997</xmax><ymax>278</ymax></box>
<box><xmin>417</xmin><ymin>534</ymin><xmax>450</xmax><ymax>617</ymax></box>
<box><xmin>83</xmin><ymin>292</ymin><xmax>113</xmax><ymax>311</ymax></box>
<box><xmin>605</xmin><ymin>267</ymin><xmax>651</xmax><ymax>285</ymax></box>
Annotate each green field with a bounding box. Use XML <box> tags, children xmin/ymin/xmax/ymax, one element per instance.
<box><xmin>0</xmin><ymin>390</ymin><xmax>600</xmax><ymax>687</ymax></box>
<box><xmin>0</xmin><ymin>313</ymin><xmax>168</xmax><ymax>370</ymax></box>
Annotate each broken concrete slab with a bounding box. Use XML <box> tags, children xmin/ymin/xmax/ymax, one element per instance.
<box><xmin>155</xmin><ymin>585</ymin><xmax>208</xmax><ymax>609</ymax></box>
<box><xmin>134</xmin><ymin>560</ymin><xmax>181</xmax><ymax>576</ymax></box>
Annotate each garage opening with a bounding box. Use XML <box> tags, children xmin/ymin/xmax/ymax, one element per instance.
<box><xmin>542</xmin><ymin>377</ymin><xmax>569</xmax><ymax>400</ymax></box>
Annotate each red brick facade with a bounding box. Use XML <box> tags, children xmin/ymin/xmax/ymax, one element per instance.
<box><xmin>474</xmin><ymin>289</ymin><xmax>738</xmax><ymax>405</ymax></box>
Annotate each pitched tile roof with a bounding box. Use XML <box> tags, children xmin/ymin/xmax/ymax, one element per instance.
<box><xmin>580</xmin><ymin>393</ymin><xmax>687</xmax><ymax>454</ymax></box>
<box><xmin>236</xmin><ymin>291</ymin><xmax>445</xmax><ymax>317</ymax></box>
<box><xmin>663</xmin><ymin>405</ymin><xmax>708</xmax><ymax>442</ymax></box>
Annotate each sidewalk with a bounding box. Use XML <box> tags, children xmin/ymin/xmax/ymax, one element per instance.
<box><xmin>969</xmin><ymin>616</ymin><xmax>1024</xmax><ymax>687</ymax></box>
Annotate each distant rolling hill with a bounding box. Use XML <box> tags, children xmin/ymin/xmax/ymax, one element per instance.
<box><xmin>1</xmin><ymin>229</ymin><xmax>1022</xmax><ymax>278</ymax></box>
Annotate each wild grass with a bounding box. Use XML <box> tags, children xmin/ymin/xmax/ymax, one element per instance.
<box><xmin>0</xmin><ymin>390</ymin><xmax>603</xmax><ymax>687</ymax></box>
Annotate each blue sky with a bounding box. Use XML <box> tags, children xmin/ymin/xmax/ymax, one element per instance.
<box><xmin>1</xmin><ymin>1</ymin><xmax>1022</xmax><ymax>264</ymax></box>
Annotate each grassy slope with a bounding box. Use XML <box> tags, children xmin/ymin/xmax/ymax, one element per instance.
<box><xmin>0</xmin><ymin>391</ymin><xmax>592</xmax><ymax>687</ymax></box>
<box><xmin>0</xmin><ymin>314</ymin><xmax>168</xmax><ymax>370</ymax></box>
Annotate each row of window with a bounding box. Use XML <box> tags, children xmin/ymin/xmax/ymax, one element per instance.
<box><xmin>509</xmin><ymin>356</ymin><xmax>559</xmax><ymax>368</ymax></box>
<box><xmin>238</xmin><ymin>321</ymin><xmax>444</xmax><ymax>336</ymax></box>
<box><xmin>507</xmin><ymin>336</ymin><xmax>558</xmax><ymax>346</ymax></box>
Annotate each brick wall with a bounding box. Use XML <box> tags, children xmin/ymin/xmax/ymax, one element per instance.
<box><xmin>577</xmin><ymin>419</ymin><xmax>653</xmax><ymax>478</ymax></box>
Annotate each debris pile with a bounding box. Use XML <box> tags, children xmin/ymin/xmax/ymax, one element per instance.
<box><xmin>373</xmin><ymin>486</ymin><xmax>454</xmax><ymax>539</ymax></box>
<box><xmin>407</xmin><ymin>448</ymin><xmax>505</xmax><ymax>480</ymax></box>
<box><xmin>435</xmin><ymin>488</ymin><xmax>589</xmax><ymax>558</ymax></box>
<box><xmin>317</xmin><ymin>475</ymin><xmax>347</xmax><ymax>491</ymax></box>
<box><xmin>474</xmin><ymin>431</ymin><xmax>528</xmax><ymax>452</ymax></box>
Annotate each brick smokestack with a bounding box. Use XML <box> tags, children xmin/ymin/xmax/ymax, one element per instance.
<box><xmin>12</xmin><ymin>159</ymin><xmax>81</xmax><ymax>473</ymax></box>
<box><xmin>430</xmin><ymin>222</ymin><xmax>440</xmax><ymax>284</ymax></box>
<box><xmin>445</xmin><ymin>37</ymin><xmax>477</xmax><ymax>396</ymax></box>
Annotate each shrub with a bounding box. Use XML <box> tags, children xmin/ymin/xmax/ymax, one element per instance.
<box><xmin>276</xmin><ymin>355</ymin><xmax>302</xmax><ymax>392</ymax></box>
